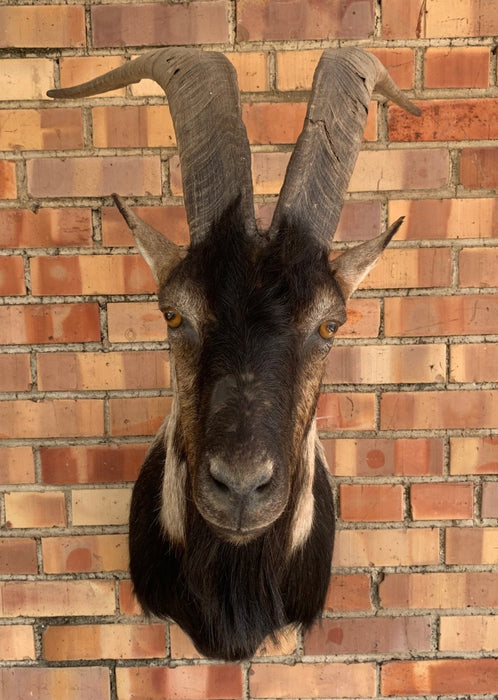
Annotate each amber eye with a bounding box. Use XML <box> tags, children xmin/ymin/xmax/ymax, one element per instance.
<box><xmin>319</xmin><ymin>320</ymin><xmax>338</xmax><ymax>339</ymax></box>
<box><xmin>164</xmin><ymin>307</ymin><xmax>183</xmax><ymax>328</ymax></box>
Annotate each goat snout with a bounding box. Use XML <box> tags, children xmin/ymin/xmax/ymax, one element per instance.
<box><xmin>209</xmin><ymin>457</ymin><xmax>273</xmax><ymax>499</ymax></box>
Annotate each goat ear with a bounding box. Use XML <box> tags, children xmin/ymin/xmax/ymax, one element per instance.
<box><xmin>330</xmin><ymin>217</ymin><xmax>404</xmax><ymax>300</ymax></box>
<box><xmin>112</xmin><ymin>194</ymin><xmax>185</xmax><ymax>284</ymax></box>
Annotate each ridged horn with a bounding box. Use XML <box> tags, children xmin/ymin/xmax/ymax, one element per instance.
<box><xmin>269</xmin><ymin>48</ymin><xmax>421</xmax><ymax>249</ymax></box>
<box><xmin>47</xmin><ymin>48</ymin><xmax>256</xmax><ymax>244</ymax></box>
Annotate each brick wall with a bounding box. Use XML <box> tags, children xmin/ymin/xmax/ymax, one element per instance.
<box><xmin>1</xmin><ymin>1</ymin><xmax>497</xmax><ymax>698</ymax></box>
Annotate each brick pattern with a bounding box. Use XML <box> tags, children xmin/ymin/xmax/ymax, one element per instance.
<box><xmin>1</xmin><ymin>2</ymin><xmax>497</xmax><ymax>699</ymax></box>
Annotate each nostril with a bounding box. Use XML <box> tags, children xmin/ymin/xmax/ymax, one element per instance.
<box><xmin>207</xmin><ymin>457</ymin><xmax>275</xmax><ymax>499</ymax></box>
<box><xmin>255</xmin><ymin>476</ymin><xmax>272</xmax><ymax>493</ymax></box>
<box><xmin>211</xmin><ymin>474</ymin><xmax>230</xmax><ymax>494</ymax></box>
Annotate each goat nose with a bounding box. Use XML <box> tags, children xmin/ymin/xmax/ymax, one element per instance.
<box><xmin>208</xmin><ymin>458</ymin><xmax>273</xmax><ymax>499</ymax></box>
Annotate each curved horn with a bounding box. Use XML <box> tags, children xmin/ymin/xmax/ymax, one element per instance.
<box><xmin>269</xmin><ymin>48</ymin><xmax>421</xmax><ymax>249</ymax></box>
<box><xmin>47</xmin><ymin>49</ymin><xmax>256</xmax><ymax>244</ymax></box>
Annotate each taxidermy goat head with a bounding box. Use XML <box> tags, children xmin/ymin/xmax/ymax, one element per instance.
<box><xmin>48</xmin><ymin>47</ymin><xmax>420</xmax><ymax>661</ymax></box>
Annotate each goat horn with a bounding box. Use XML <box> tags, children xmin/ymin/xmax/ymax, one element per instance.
<box><xmin>269</xmin><ymin>48</ymin><xmax>421</xmax><ymax>248</ymax></box>
<box><xmin>47</xmin><ymin>49</ymin><xmax>256</xmax><ymax>244</ymax></box>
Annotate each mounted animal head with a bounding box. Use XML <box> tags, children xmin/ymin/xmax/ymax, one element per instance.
<box><xmin>48</xmin><ymin>47</ymin><xmax>420</xmax><ymax>660</ymax></box>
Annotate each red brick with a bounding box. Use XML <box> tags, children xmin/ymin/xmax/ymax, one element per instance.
<box><xmin>31</xmin><ymin>254</ymin><xmax>154</xmax><ymax>296</ymax></box>
<box><xmin>379</xmin><ymin>571</ymin><xmax>498</xmax><ymax>609</ymax></box>
<box><xmin>0</xmin><ymin>626</ymin><xmax>35</xmax><ymax>661</ymax></box>
<box><xmin>335</xmin><ymin>200</ymin><xmax>381</xmax><ymax>243</ymax></box>
<box><xmin>459</xmin><ymin>247</ymin><xmax>498</xmax><ymax>287</ymax></box>
<box><xmin>0</xmin><ymin>399</ymin><xmax>104</xmax><ymax>439</ymax></box>
<box><xmin>338</xmin><ymin>299</ymin><xmax>381</xmax><ymax>338</ymax></box>
<box><xmin>0</xmin><ymin>667</ymin><xmax>110</xmax><ymax>700</ymax></box>
<box><xmin>116</xmin><ymin>665</ymin><xmax>243</xmax><ymax>700</ymax></box>
<box><xmin>27</xmin><ymin>156</ymin><xmax>162</xmax><ymax>198</ymax></box>
<box><xmin>450</xmin><ymin>437</ymin><xmax>498</xmax><ymax>474</ymax></box>
<box><xmin>119</xmin><ymin>580</ymin><xmax>142</xmax><ymax>616</ymax></box>
<box><xmin>324</xmin><ymin>574</ymin><xmax>372</xmax><ymax>612</ymax></box>
<box><xmin>460</xmin><ymin>147</ymin><xmax>498</xmax><ymax>189</ymax></box>
<box><xmin>411</xmin><ymin>482</ymin><xmax>473</xmax><ymax>520</ymax></box>
<box><xmin>334</xmin><ymin>528</ymin><xmax>439</xmax><ymax>567</ymax></box>
<box><xmin>0</xmin><ymin>5</ymin><xmax>86</xmax><ymax>48</ymax></box>
<box><xmin>390</xmin><ymin>99</ymin><xmax>498</xmax><ymax>142</ymax></box>
<box><xmin>237</xmin><ymin>0</ymin><xmax>375</xmax><ymax>41</ymax></box>
<box><xmin>446</xmin><ymin>527</ymin><xmax>498</xmax><ymax>564</ymax></box>
<box><xmin>101</xmin><ymin>205</ymin><xmax>189</xmax><ymax>247</ymax></box>
<box><xmin>0</xmin><ymin>538</ymin><xmax>38</xmax><ymax>575</ymax></box>
<box><xmin>440</xmin><ymin>615</ymin><xmax>498</xmax><ymax>651</ymax></box>
<box><xmin>382</xmin><ymin>658</ymin><xmax>498</xmax><ymax>696</ymax></box>
<box><xmin>107</xmin><ymin>302</ymin><xmax>165</xmax><ymax>343</ymax></box>
<box><xmin>43</xmin><ymin>622</ymin><xmax>165</xmax><ymax>661</ymax></box>
<box><xmin>425</xmin><ymin>47</ymin><xmax>490</xmax><ymax>88</ymax></box>
<box><xmin>252</xmin><ymin>151</ymin><xmax>292</xmax><ymax>195</ymax></box>
<box><xmin>0</xmin><ymin>208</ymin><xmax>92</xmax><ymax>249</ymax></box>
<box><xmin>0</xmin><ymin>108</ymin><xmax>83</xmax><ymax>151</ymax></box>
<box><xmin>0</xmin><ymin>354</ymin><xmax>31</xmax><ymax>392</ymax></box>
<box><xmin>340</xmin><ymin>484</ymin><xmax>403</xmax><ymax>521</ymax></box>
<box><xmin>316</xmin><ymin>392</ymin><xmax>375</xmax><ymax>431</ymax></box>
<box><xmin>482</xmin><ymin>482</ymin><xmax>498</xmax><ymax>518</ymax></box>
<box><xmin>249</xmin><ymin>662</ymin><xmax>375</xmax><ymax>699</ymax></box>
<box><xmin>92</xmin><ymin>2</ymin><xmax>229</xmax><ymax>48</ymax></box>
<box><xmin>0</xmin><ymin>303</ymin><xmax>100</xmax><ymax>345</ymax></box>
<box><xmin>322</xmin><ymin>437</ymin><xmax>444</xmax><ymax>477</ymax></box>
<box><xmin>0</xmin><ymin>580</ymin><xmax>115</xmax><ymax>617</ymax></box>
<box><xmin>304</xmin><ymin>615</ymin><xmax>431</xmax><ymax>655</ymax></box>
<box><xmin>0</xmin><ymin>161</ymin><xmax>16</xmax><ymax>199</ymax></box>
<box><xmin>349</xmin><ymin>149</ymin><xmax>449</xmax><ymax>192</ymax></box>
<box><xmin>5</xmin><ymin>491</ymin><xmax>66</xmax><ymax>529</ymax></box>
<box><xmin>40</xmin><ymin>444</ymin><xmax>146</xmax><ymax>484</ymax></box>
<box><xmin>42</xmin><ymin>534</ymin><xmax>128</xmax><ymax>573</ymax></box>
<box><xmin>0</xmin><ymin>257</ymin><xmax>25</xmax><ymax>295</ymax></box>
<box><xmin>109</xmin><ymin>396</ymin><xmax>172</xmax><ymax>436</ymax></box>
<box><xmin>385</xmin><ymin>295</ymin><xmax>498</xmax><ymax>337</ymax></box>
<box><xmin>0</xmin><ymin>447</ymin><xmax>35</xmax><ymax>484</ymax></box>
<box><xmin>381</xmin><ymin>390</ymin><xmax>498</xmax><ymax>430</ymax></box>
<box><xmin>451</xmin><ymin>344</ymin><xmax>498</xmax><ymax>383</ymax></box>
<box><xmin>92</xmin><ymin>105</ymin><xmax>176</xmax><ymax>148</ymax></box>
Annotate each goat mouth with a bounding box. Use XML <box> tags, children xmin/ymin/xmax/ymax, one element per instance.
<box><xmin>207</xmin><ymin>521</ymin><xmax>270</xmax><ymax>545</ymax></box>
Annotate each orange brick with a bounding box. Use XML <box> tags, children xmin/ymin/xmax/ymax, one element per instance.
<box><xmin>226</xmin><ymin>52</ymin><xmax>269</xmax><ymax>92</ymax></box>
<box><xmin>0</xmin><ymin>538</ymin><xmax>38</xmax><ymax>575</ymax></box>
<box><xmin>334</xmin><ymin>528</ymin><xmax>439</xmax><ymax>567</ymax></box>
<box><xmin>0</xmin><ymin>399</ymin><xmax>104</xmax><ymax>439</ymax></box>
<box><xmin>107</xmin><ymin>302</ymin><xmax>165</xmax><ymax>343</ymax></box>
<box><xmin>0</xmin><ymin>580</ymin><xmax>115</xmax><ymax>617</ymax></box>
<box><xmin>71</xmin><ymin>488</ymin><xmax>131</xmax><ymax>526</ymax></box>
<box><xmin>361</xmin><ymin>248</ymin><xmax>452</xmax><ymax>288</ymax></box>
<box><xmin>482</xmin><ymin>482</ymin><xmax>498</xmax><ymax>517</ymax></box>
<box><xmin>340</xmin><ymin>484</ymin><xmax>403</xmax><ymax>522</ymax></box>
<box><xmin>0</xmin><ymin>303</ymin><xmax>100</xmax><ymax>345</ymax></box>
<box><xmin>0</xmin><ymin>447</ymin><xmax>35</xmax><ymax>484</ymax></box>
<box><xmin>237</xmin><ymin>0</ymin><xmax>375</xmax><ymax>42</ymax></box>
<box><xmin>385</xmin><ymin>295</ymin><xmax>498</xmax><ymax>337</ymax></box>
<box><xmin>5</xmin><ymin>491</ymin><xmax>66</xmax><ymax>529</ymax></box>
<box><xmin>92</xmin><ymin>2</ymin><xmax>229</xmax><ymax>48</ymax></box>
<box><xmin>60</xmin><ymin>56</ymin><xmax>126</xmax><ymax>96</ymax></box>
<box><xmin>109</xmin><ymin>396</ymin><xmax>173</xmax><ymax>436</ymax></box>
<box><xmin>0</xmin><ymin>668</ymin><xmax>110</xmax><ymax>700</ymax></box>
<box><xmin>451</xmin><ymin>344</ymin><xmax>498</xmax><ymax>383</ymax></box>
<box><xmin>461</xmin><ymin>147</ymin><xmax>498</xmax><ymax>189</ymax></box>
<box><xmin>0</xmin><ymin>257</ymin><xmax>25</xmax><ymax>295</ymax></box>
<box><xmin>43</xmin><ymin>622</ymin><xmax>165</xmax><ymax>661</ymax></box>
<box><xmin>337</xmin><ymin>299</ymin><xmax>381</xmax><ymax>338</ymax></box>
<box><xmin>40</xmin><ymin>444</ymin><xmax>146</xmax><ymax>484</ymax></box>
<box><xmin>324</xmin><ymin>574</ymin><xmax>372</xmax><ymax>612</ymax></box>
<box><xmin>0</xmin><ymin>208</ymin><xmax>92</xmax><ymax>248</ymax></box>
<box><xmin>42</xmin><ymin>534</ymin><xmax>128</xmax><ymax>573</ymax></box>
<box><xmin>388</xmin><ymin>198</ymin><xmax>498</xmax><ymax>240</ymax></box>
<box><xmin>369</xmin><ymin>48</ymin><xmax>415</xmax><ymax>89</ymax></box>
<box><xmin>324</xmin><ymin>344</ymin><xmax>446</xmax><ymax>385</ymax></box>
<box><xmin>0</xmin><ymin>109</ymin><xmax>83</xmax><ymax>151</ymax></box>
<box><xmin>119</xmin><ymin>580</ymin><xmax>142</xmax><ymax>616</ymax></box>
<box><xmin>382</xmin><ymin>658</ymin><xmax>498</xmax><ymax>696</ymax></box>
<box><xmin>459</xmin><ymin>247</ymin><xmax>498</xmax><ymax>287</ymax></box>
<box><xmin>92</xmin><ymin>105</ymin><xmax>176</xmax><ymax>148</ymax></box>
<box><xmin>446</xmin><ymin>527</ymin><xmax>498</xmax><ymax>564</ymax></box>
<box><xmin>316</xmin><ymin>392</ymin><xmax>375</xmax><ymax>431</ymax></box>
<box><xmin>169</xmin><ymin>624</ymin><xmax>296</xmax><ymax>659</ymax></box>
<box><xmin>249</xmin><ymin>662</ymin><xmax>375</xmax><ymax>699</ymax></box>
<box><xmin>380</xmin><ymin>571</ymin><xmax>498</xmax><ymax>609</ymax></box>
<box><xmin>348</xmin><ymin>149</ymin><xmax>449</xmax><ymax>192</ymax></box>
<box><xmin>425</xmin><ymin>47</ymin><xmax>490</xmax><ymax>88</ymax></box>
<box><xmin>440</xmin><ymin>615</ymin><xmax>498</xmax><ymax>651</ymax></box>
<box><xmin>0</xmin><ymin>626</ymin><xmax>35</xmax><ymax>661</ymax></box>
<box><xmin>30</xmin><ymin>254</ymin><xmax>154</xmax><ymax>296</ymax></box>
<box><xmin>116</xmin><ymin>665</ymin><xmax>243</xmax><ymax>700</ymax></box>
<box><xmin>304</xmin><ymin>615</ymin><xmax>431</xmax><ymax>655</ymax></box>
<box><xmin>38</xmin><ymin>351</ymin><xmax>170</xmax><ymax>392</ymax></box>
<box><xmin>390</xmin><ymin>99</ymin><xmax>498</xmax><ymax>142</ymax></box>
<box><xmin>323</xmin><ymin>437</ymin><xmax>444</xmax><ymax>477</ymax></box>
<box><xmin>1</xmin><ymin>58</ymin><xmax>53</xmax><ymax>100</ymax></box>
<box><xmin>0</xmin><ymin>161</ymin><xmax>16</xmax><ymax>199</ymax></box>
<box><xmin>381</xmin><ymin>390</ymin><xmax>498</xmax><ymax>430</ymax></box>
<box><xmin>250</xmin><ymin>151</ymin><xmax>291</xmax><ymax>196</ymax></box>
<box><xmin>27</xmin><ymin>156</ymin><xmax>162</xmax><ymax>198</ymax></box>
<box><xmin>101</xmin><ymin>205</ymin><xmax>189</xmax><ymax>247</ymax></box>
<box><xmin>0</xmin><ymin>354</ymin><xmax>31</xmax><ymax>392</ymax></box>
<box><xmin>411</xmin><ymin>482</ymin><xmax>473</xmax><ymax>520</ymax></box>
<box><xmin>0</xmin><ymin>5</ymin><xmax>85</xmax><ymax>48</ymax></box>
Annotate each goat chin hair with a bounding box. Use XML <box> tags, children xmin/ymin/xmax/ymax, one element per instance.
<box><xmin>128</xmin><ymin>436</ymin><xmax>334</xmax><ymax>661</ymax></box>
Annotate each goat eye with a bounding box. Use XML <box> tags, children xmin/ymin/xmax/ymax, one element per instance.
<box><xmin>164</xmin><ymin>307</ymin><xmax>183</xmax><ymax>328</ymax></box>
<box><xmin>318</xmin><ymin>320</ymin><xmax>338</xmax><ymax>339</ymax></box>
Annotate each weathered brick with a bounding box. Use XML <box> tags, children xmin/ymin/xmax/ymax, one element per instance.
<box><xmin>322</xmin><ymin>437</ymin><xmax>444</xmax><ymax>476</ymax></box>
<box><xmin>237</xmin><ymin>0</ymin><xmax>375</xmax><ymax>42</ymax></box>
<box><xmin>0</xmin><ymin>538</ymin><xmax>38</xmax><ymax>575</ymax></box>
<box><xmin>92</xmin><ymin>2</ymin><xmax>229</xmax><ymax>48</ymax></box>
<box><xmin>360</xmin><ymin>248</ymin><xmax>452</xmax><ymax>288</ymax></box>
<box><xmin>107</xmin><ymin>302</ymin><xmax>165</xmax><ymax>343</ymax></box>
<box><xmin>381</xmin><ymin>390</ymin><xmax>498</xmax><ymax>430</ymax></box>
<box><xmin>0</xmin><ymin>667</ymin><xmax>110</xmax><ymax>700</ymax></box>
<box><xmin>451</xmin><ymin>344</ymin><xmax>498</xmax><ymax>382</ymax></box>
<box><xmin>450</xmin><ymin>437</ymin><xmax>498</xmax><ymax>475</ymax></box>
<box><xmin>340</xmin><ymin>484</ymin><xmax>404</xmax><ymax>522</ymax></box>
<box><xmin>0</xmin><ymin>626</ymin><xmax>35</xmax><ymax>661</ymax></box>
<box><xmin>460</xmin><ymin>147</ymin><xmax>498</xmax><ymax>189</ymax></box>
<box><xmin>459</xmin><ymin>247</ymin><xmax>498</xmax><ymax>288</ymax></box>
<box><xmin>381</xmin><ymin>658</ymin><xmax>498</xmax><ymax>696</ymax></box>
<box><xmin>316</xmin><ymin>392</ymin><xmax>375</xmax><ymax>431</ymax></box>
<box><xmin>109</xmin><ymin>396</ymin><xmax>172</xmax><ymax>436</ymax></box>
<box><xmin>4</xmin><ymin>491</ymin><xmax>66</xmax><ymax>529</ymax></box>
<box><xmin>101</xmin><ymin>205</ymin><xmax>189</xmax><ymax>247</ymax></box>
<box><xmin>0</xmin><ymin>5</ymin><xmax>86</xmax><ymax>48</ymax></box>
<box><xmin>72</xmin><ymin>488</ymin><xmax>131</xmax><ymax>526</ymax></box>
<box><xmin>446</xmin><ymin>527</ymin><xmax>498</xmax><ymax>564</ymax></box>
<box><xmin>335</xmin><ymin>200</ymin><xmax>382</xmax><ymax>243</ymax></box>
<box><xmin>411</xmin><ymin>482</ymin><xmax>473</xmax><ymax>520</ymax></box>
<box><xmin>119</xmin><ymin>580</ymin><xmax>142</xmax><ymax>616</ymax></box>
<box><xmin>482</xmin><ymin>482</ymin><xmax>498</xmax><ymax>518</ymax></box>
<box><xmin>170</xmin><ymin>624</ymin><xmax>296</xmax><ymax>659</ymax></box>
<box><xmin>348</xmin><ymin>148</ymin><xmax>449</xmax><ymax>192</ymax></box>
<box><xmin>116</xmin><ymin>665</ymin><xmax>243</xmax><ymax>700</ymax></box>
<box><xmin>304</xmin><ymin>615</ymin><xmax>431</xmax><ymax>655</ymax></box>
<box><xmin>43</xmin><ymin>622</ymin><xmax>165</xmax><ymax>661</ymax></box>
<box><xmin>40</xmin><ymin>444</ymin><xmax>146</xmax><ymax>485</ymax></box>
<box><xmin>0</xmin><ymin>447</ymin><xmax>35</xmax><ymax>484</ymax></box>
<box><xmin>324</xmin><ymin>574</ymin><xmax>372</xmax><ymax>612</ymax></box>
<box><xmin>60</xmin><ymin>56</ymin><xmax>126</xmax><ymax>96</ymax></box>
<box><xmin>380</xmin><ymin>572</ymin><xmax>498</xmax><ymax>609</ymax></box>
<box><xmin>0</xmin><ymin>580</ymin><xmax>115</xmax><ymax>617</ymax></box>
<box><xmin>30</xmin><ymin>254</ymin><xmax>155</xmax><ymax>296</ymax></box>
<box><xmin>227</xmin><ymin>52</ymin><xmax>269</xmax><ymax>93</ymax></box>
<box><xmin>27</xmin><ymin>156</ymin><xmax>162</xmax><ymax>198</ymax></box>
<box><xmin>1</xmin><ymin>58</ymin><xmax>53</xmax><ymax>100</ymax></box>
<box><xmin>0</xmin><ymin>108</ymin><xmax>83</xmax><ymax>151</ymax></box>
<box><xmin>0</xmin><ymin>399</ymin><xmax>104</xmax><ymax>439</ymax></box>
<box><xmin>440</xmin><ymin>615</ymin><xmax>498</xmax><ymax>652</ymax></box>
<box><xmin>42</xmin><ymin>534</ymin><xmax>128</xmax><ymax>573</ymax></box>
<box><xmin>334</xmin><ymin>528</ymin><xmax>439</xmax><ymax>567</ymax></box>
<box><xmin>92</xmin><ymin>105</ymin><xmax>176</xmax><ymax>148</ymax></box>
<box><xmin>0</xmin><ymin>354</ymin><xmax>31</xmax><ymax>392</ymax></box>
<box><xmin>0</xmin><ymin>303</ymin><xmax>100</xmax><ymax>345</ymax></box>
<box><xmin>0</xmin><ymin>208</ymin><xmax>92</xmax><ymax>248</ymax></box>
<box><xmin>0</xmin><ymin>257</ymin><xmax>25</xmax><ymax>295</ymax></box>
<box><xmin>0</xmin><ymin>161</ymin><xmax>16</xmax><ymax>199</ymax></box>
<box><xmin>424</xmin><ymin>47</ymin><xmax>490</xmax><ymax>88</ymax></box>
